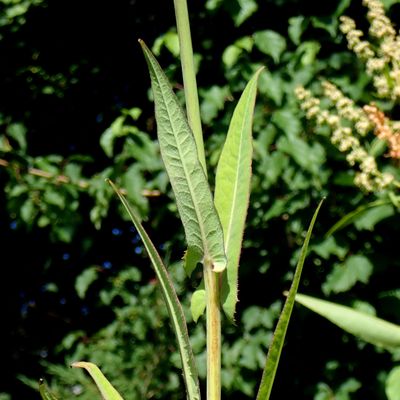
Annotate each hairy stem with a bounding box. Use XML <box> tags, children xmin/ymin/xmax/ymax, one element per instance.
<box><xmin>204</xmin><ymin>259</ymin><xmax>221</xmax><ymax>400</ymax></box>
<box><xmin>173</xmin><ymin>0</ymin><xmax>206</xmax><ymax>175</ymax></box>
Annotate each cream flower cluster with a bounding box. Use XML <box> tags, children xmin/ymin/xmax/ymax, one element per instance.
<box><xmin>339</xmin><ymin>0</ymin><xmax>400</xmax><ymax>100</ymax></box>
<box><xmin>295</xmin><ymin>85</ymin><xmax>395</xmax><ymax>192</ymax></box>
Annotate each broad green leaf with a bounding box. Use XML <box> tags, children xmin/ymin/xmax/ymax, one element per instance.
<box><xmin>386</xmin><ymin>366</ymin><xmax>400</xmax><ymax>400</ymax></box>
<box><xmin>322</xmin><ymin>254</ymin><xmax>373</xmax><ymax>295</ymax></box>
<box><xmin>326</xmin><ymin>199</ymin><xmax>391</xmax><ymax>236</ymax></box>
<box><xmin>295</xmin><ymin>293</ymin><xmax>400</xmax><ymax>351</ymax></box>
<box><xmin>256</xmin><ymin>199</ymin><xmax>324</xmax><ymax>400</ymax></box>
<box><xmin>108</xmin><ymin>180</ymin><xmax>201</xmax><ymax>400</ymax></box>
<box><xmin>139</xmin><ymin>40</ymin><xmax>226</xmax><ymax>275</ymax></box>
<box><xmin>215</xmin><ymin>68</ymin><xmax>263</xmax><ymax>321</ymax></box>
<box><xmin>253</xmin><ymin>30</ymin><xmax>286</xmax><ymax>63</ymax></box>
<box><xmin>71</xmin><ymin>362</ymin><xmax>124</xmax><ymax>400</ymax></box>
<box><xmin>39</xmin><ymin>379</ymin><xmax>58</xmax><ymax>400</ymax></box>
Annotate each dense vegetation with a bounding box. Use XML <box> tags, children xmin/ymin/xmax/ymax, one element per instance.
<box><xmin>1</xmin><ymin>0</ymin><xmax>399</xmax><ymax>399</ymax></box>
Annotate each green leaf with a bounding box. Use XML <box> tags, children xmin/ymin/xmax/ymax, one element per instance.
<box><xmin>7</xmin><ymin>122</ymin><xmax>27</xmax><ymax>151</ymax></box>
<box><xmin>139</xmin><ymin>39</ymin><xmax>226</xmax><ymax>274</ymax></box>
<box><xmin>215</xmin><ymin>68</ymin><xmax>263</xmax><ymax>321</ymax></box>
<box><xmin>39</xmin><ymin>379</ymin><xmax>58</xmax><ymax>400</ymax></box>
<box><xmin>288</xmin><ymin>16</ymin><xmax>307</xmax><ymax>45</ymax></box>
<box><xmin>326</xmin><ymin>199</ymin><xmax>391</xmax><ymax>236</ymax></box>
<box><xmin>108</xmin><ymin>180</ymin><xmax>201</xmax><ymax>400</ymax></box>
<box><xmin>191</xmin><ymin>287</ymin><xmax>206</xmax><ymax>323</ymax></box>
<box><xmin>75</xmin><ymin>267</ymin><xmax>98</xmax><ymax>299</ymax></box>
<box><xmin>234</xmin><ymin>0</ymin><xmax>258</xmax><ymax>26</ymax></box>
<box><xmin>386</xmin><ymin>366</ymin><xmax>400</xmax><ymax>400</ymax></box>
<box><xmin>322</xmin><ymin>255</ymin><xmax>373</xmax><ymax>295</ymax></box>
<box><xmin>71</xmin><ymin>362</ymin><xmax>124</xmax><ymax>400</ymax></box>
<box><xmin>295</xmin><ymin>293</ymin><xmax>400</xmax><ymax>351</ymax></box>
<box><xmin>256</xmin><ymin>199</ymin><xmax>324</xmax><ymax>400</ymax></box>
<box><xmin>253</xmin><ymin>30</ymin><xmax>286</xmax><ymax>63</ymax></box>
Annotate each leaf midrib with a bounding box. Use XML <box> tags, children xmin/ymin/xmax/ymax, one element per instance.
<box><xmin>223</xmin><ymin>81</ymin><xmax>254</xmax><ymax>251</ymax></box>
<box><xmin>154</xmin><ymin>69</ymin><xmax>211</xmax><ymax>260</ymax></box>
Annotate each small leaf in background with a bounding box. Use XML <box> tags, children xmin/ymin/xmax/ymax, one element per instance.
<box><xmin>72</xmin><ymin>362</ymin><xmax>124</xmax><ymax>400</ymax></box>
<box><xmin>38</xmin><ymin>379</ymin><xmax>58</xmax><ymax>400</ymax></box>
<box><xmin>295</xmin><ymin>293</ymin><xmax>400</xmax><ymax>351</ymax></box>
<box><xmin>386</xmin><ymin>366</ymin><xmax>400</xmax><ymax>400</ymax></box>
<box><xmin>152</xmin><ymin>30</ymin><xmax>180</xmax><ymax>57</ymax></box>
<box><xmin>234</xmin><ymin>0</ymin><xmax>258</xmax><ymax>26</ymax></box>
<box><xmin>6</xmin><ymin>122</ymin><xmax>27</xmax><ymax>151</ymax></box>
<box><xmin>253</xmin><ymin>30</ymin><xmax>286</xmax><ymax>63</ymax></box>
<box><xmin>200</xmin><ymin>85</ymin><xmax>230</xmax><ymax>125</ymax></box>
<box><xmin>222</xmin><ymin>36</ymin><xmax>253</xmax><ymax>69</ymax></box>
<box><xmin>311</xmin><ymin>236</ymin><xmax>347</xmax><ymax>260</ymax></box>
<box><xmin>258</xmin><ymin>71</ymin><xmax>284</xmax><ymax>106</ymax></box>
<box><xmin>271</xmin><ymin>109</ymin><xmax>302</xmax><ymax>138</ymax></box>
<box><xmin>191</xmin><ymin>287</ymin><xmax>206</xmax><ymax>323</ymax></box>
<box><xmin>288</xmin><ymin>16</ymin><xmax>308</xmax><ymax>45</ymax></box>
<box><xmin>140</xmin><ymin>40</ymin><xmax>226</xmax><ymax>274</ymax></box>
<box><xmin>322</xmin><ymin>254</ymin><xmax>373</xmax><ymax>295</ymax></box>
<box><xmin>354</xmin><ymin>203</ymin><xmax>394</xmax><ymax>230</ymax></box>
<box><xmin>215</xmin><ymin>67</ymin><xmax>263</xmax><ymax>321</ymax></box>
<box><xmin>75</xmin><ymin>267</ymin><xmax>98</xmax><ymax>299</ymax></box>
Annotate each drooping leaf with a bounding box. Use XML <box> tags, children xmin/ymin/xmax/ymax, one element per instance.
<box><xmin>256</xmin><ymin>199</ymin><xmax>324</xmax><ymax>400</ymax></box>
<box><xmin>215</xmin><ymin>67</ymin><xmax>263</xmax><ymax>321</ymax></box>
<box><xmin>139</xmin><ymin>39</ymin><xmax>226</xmax><ymax>275</ymax></box>
<box><xmin>39</xmin><ymin>379</ymin><xmax>58</xmax><ymax>400</ymax></box>
<box><xmin>108</xmin><ymin>180</ymin><xmax>201</xmax><ymax>400</ymax></box>
<box><xmin>295</xmin><ymin>293</ymin><xmax>400</xmax><ymax>351</ymax></box>
<box><xmin>71</xmin><ymin>362</ymin><xmax>124</xmax><ymax>400</ymax></box>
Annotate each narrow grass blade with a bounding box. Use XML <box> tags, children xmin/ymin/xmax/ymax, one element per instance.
<box><xmin>139</xmin><ymin>39</ymin><xmax>226</xmax><ymax>275</ymax></box>
<box><xmin>215</xmin><ymin>67</ymin><xmax>264</xmax><ymax>321</ymax></box>
<box><xmin>39</xmin><ymin>379</ymin><xmax>58</xmax><ymax>400</ymax></box>
<box><xmin>326</xmin><ymin>199</ymin><xmax>389</xmax><ymax>237</ymax></box>
<box><xmin>108</xmin><ymin>180</ymin><xmax>201</xmax><ymax>400</ymax></box>
<box><xmin>71</xmin><ymin>362</ymin><xmax>124</xmax><ymax>400</ymax></box>
<box><xmin>256</xmin><ymin>199</ymin><xmax>324</xmax><ymax>400</ymax></box>
<box><xmin>295</xmin><ymin>293</ymin><xmax>400</xmax><ymax>351</ymax></box>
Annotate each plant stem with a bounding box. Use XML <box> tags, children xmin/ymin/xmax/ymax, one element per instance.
<box><xmin>173</xmin><ymin>0</ymin><xmax>207</xmax><ymax>175</ymax></box>
<box><xmin>204</xmin><ymin>259</ymin><xmax>221</xmax><ymax>400</ymax></box>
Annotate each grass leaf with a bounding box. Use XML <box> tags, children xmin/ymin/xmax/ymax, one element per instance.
<box><xmin>139</xmin><ymin>39</ymin><xmax>226</xmax><ymax>275</ymax></box>
<box><xmin>39</xmin><ymin>379</ymin><xmax>59</xmax><ymax>400</ymax></box>
<box><xmin>215</xmin><ymin>67</ymin><xmax>264</xmax><ymax>321</ymax></box>
<box><xmin>107</xmin><ymin>180</ymin><xmax>201</xmax><ymax>400</ymax></box>
<box><xmin>256</xmin><ymin>199</ymin><xmax>324</xmax><ymax>400</ymax></box>
<box><xmin>71</xmin><ymin>362</ymin><xmax>124</xmax><ymax>400</ymax></box>
<box><xmin>295</xmin><ymin>293</ymin><xmax>400</xmax><ymax>351</ymax></box>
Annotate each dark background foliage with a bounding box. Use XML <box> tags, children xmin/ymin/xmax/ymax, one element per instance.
<box><xmin>1</xmin><ymin>0</ymin><xmax>400</xmax><ymax>399</ymax></box>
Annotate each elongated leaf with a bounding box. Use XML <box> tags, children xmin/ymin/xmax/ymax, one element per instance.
<box><xmin>256</xmin><ymin>199</ymin><xmax>324</xmax><ymax>400</ymax></box>
<box><xmin>71</xmin><ymin>362</ymin><xmax>124</xmax><ymax>400</ymax></box>
<box><xmin>295</xmin><ymin>293</ymin><xmax>400</xmax><ymax>351</ymax></box>
<box><xmin>107</xmin><ymin>180</ymin><xmax>201</xmax><ymax>400</ymax></box>
<box><xmin>139</xmin><ymin>39</ymin><xmax>226</xmax><ymax>275</ymax></box>
<box><xmin>39</xmin><ymin>379</ymin><xmax>58</xmax><ymax>400</ymax></box>
<box><xmin>215</xmin><ymin>67</ymin><xmax>264</xmax><ymax>321</ymax></box>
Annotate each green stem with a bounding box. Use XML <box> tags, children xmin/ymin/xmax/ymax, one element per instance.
<box><xmin>204</xmin><ymin>259</ymin><xmax>221</xmax><ymax>400</ymax></box>
<box><xmin>173</xmin><ymin>0</ymin><xmax>207</xmax><ymax>175</ymax></box>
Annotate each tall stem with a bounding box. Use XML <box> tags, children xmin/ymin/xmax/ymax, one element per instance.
<box><xmin>173</xmin><ymin>0</ymin><xmax>207</xmax><ymax>175</ymax></box>
<box><xmin>204</xmin><ymin>260</ymin><xmax>221</xmax><ymax>400</ymax></box>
